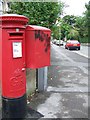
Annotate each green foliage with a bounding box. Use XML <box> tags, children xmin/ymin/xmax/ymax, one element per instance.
<box><xmin>60</xmin><ymin>14</ymin><xmax>88</xmax><ymax>43</ymax></box>
<box><xmin>9</xmin><ymin>2</ymin><xmax>89</xmax><ymax>43</ymax></box>
<box><xmin>85</xmin><ymin>1</ymin><xmax>90</xmax><ymax>27</ymax></box>
<box><xmin>79</xmin><ymin>37</ymin><xmax>88</xmax><ymax>43</ymax></box>
<box><xmin>67</xmin><ymin>28</ymin><xmax>79</xmax><ymax>40</ymax></box>
<box><xmin>75</xmin><ymin>16</ymin><xmax>88</xmax><ymax>38</ymax></box>
<box><xmin>62</xmin><ymin>15</ymin><xmax>77</xmax><ymax>25</ymax></box>
<box><xmin>52</xmin><ymin>24</ymin><xmax>59</xmax><ymax>39</ymax></box>
<box><xmin>61</xmin><ymin>22</ymin><xmax>71</xmax><ymax>39</ymax></box>
<box><xmin>10</xmin><ymin>2</ymin><xmax>64</xmax><ymax>30</ymax></box>
<box><xmin>61</xmin><ymin>15</ymin><xmax>79</xmax><ymax>40</ymax></box>
<box><xmin>85</xmin><ymin>1</ymin><xmax>90</xmax><ymax>43</ymax></box>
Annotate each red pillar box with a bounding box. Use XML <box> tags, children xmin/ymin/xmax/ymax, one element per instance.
<box><xmin>25</xmin><ymin>25</ymin><xmax>51</xmax><ymax>68</ymax></box>
<box><xmin>0</xmin><ymin>14</ymin><xmax>28</xmax><ymax>119</ymax></box>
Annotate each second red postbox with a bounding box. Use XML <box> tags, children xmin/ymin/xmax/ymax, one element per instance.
<box><xmin>25</xmin><ymin>25</ymin><xmax>51</xmax><ymax>68</ymax></box>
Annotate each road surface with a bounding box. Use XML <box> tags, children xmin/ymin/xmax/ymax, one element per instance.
<box><xmin>49</xmin><ymin>44</ymin><xmax>89</xmax><ymax>118</ymax></box>
<box><xmin>29</xmin><ymin>43</ymin><xmax>89</xmax><ymax>119</ymax></box>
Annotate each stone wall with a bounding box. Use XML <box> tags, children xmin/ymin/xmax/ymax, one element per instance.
<box><xmin>26</xmin><ymin>69</ymin><xmax>36</xmax><ymax>97</ymax></box>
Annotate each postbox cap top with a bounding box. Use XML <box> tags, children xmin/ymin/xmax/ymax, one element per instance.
<box><xmin>26</xmin><ymin>25</ymin><xmax>51</xmax><ymax>31</ymax></box>
<box><xmin>0</xmin><ymin>14</ymin><xmax>27</xmax><ymax>17</ymax></box>
<box><xmin>0</xmin><ymin>14</ymin><xmax>29</xmax><ymax>24</ymax></box>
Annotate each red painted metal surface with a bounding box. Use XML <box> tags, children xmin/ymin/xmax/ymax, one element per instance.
<box><xmin>0</xmin><ymin>14</ymin><xmax>28</xmax><ymax>98</ymax></box>
<box><xmin>25</xmin><ymin>25</ymin><xmax>51</xmax><ymax>68</ymax></box>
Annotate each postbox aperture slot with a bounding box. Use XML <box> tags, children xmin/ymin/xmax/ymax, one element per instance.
<box><xmin>9</xmin><ymin>33</ymin><xmax>23</xmax><ymax>37</ymax></box>
<box><xmin>9</xmin><ymin>32</ymin><xmax>23</xmax><ymax>40</ymax></box>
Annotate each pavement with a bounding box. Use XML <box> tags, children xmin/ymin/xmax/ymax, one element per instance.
<box><xmin>72</xmin><ymin>45</ymin><xmax>89</xmax><ymax>58</ymax></box>
<box><xmin>26</xmin><ymin>44</ymin><xmax>89</xmax><ymax>119</ymax></box>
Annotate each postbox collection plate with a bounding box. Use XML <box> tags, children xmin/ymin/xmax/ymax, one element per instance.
<box><xmin>12</xmin><ymin>42</ymin><xmax>22</xmax><ymax>58</ymax></box>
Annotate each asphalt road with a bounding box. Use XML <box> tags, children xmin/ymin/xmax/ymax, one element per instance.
<box><xmin>49</xmin><ymin>44</ymin><xmax>88</xmax><ymax>92</ymax></box>
<box><xmin>72</xmin><ymin>45</ymin><xmax>89</xmax><ymax>58</ymax></box>
<box><xmin>0</xmin><ymin>43</ymin><xmax>89</xmax><ymax>119</ymax></box>
<box><xmin>47</xmin><ymin>44</ymin><xmax>89</xmax><ymax>118</ymax></box>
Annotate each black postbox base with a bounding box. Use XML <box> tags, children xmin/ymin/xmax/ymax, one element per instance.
<box><xmin>2</xmin><ymin>94</ymin><xmax>27</xmax><ymax>119</ymax></box>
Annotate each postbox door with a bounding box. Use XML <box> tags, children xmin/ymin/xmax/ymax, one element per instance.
<box><xmin>2</xmin><ymin>30</ymin><xmax>26</xmax><ymax>98</ymax></box>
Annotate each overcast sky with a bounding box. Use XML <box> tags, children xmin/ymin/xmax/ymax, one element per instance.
<box><xmin>61</xmin><ymin>0</ymin><xmax>89</xmax><ymax>16</ymax></box>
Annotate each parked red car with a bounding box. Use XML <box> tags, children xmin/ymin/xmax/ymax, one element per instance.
<box><xmin>65</xmin><ymin>40</ymin><xmax>80</xmax><ymax>50</ymax></box>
